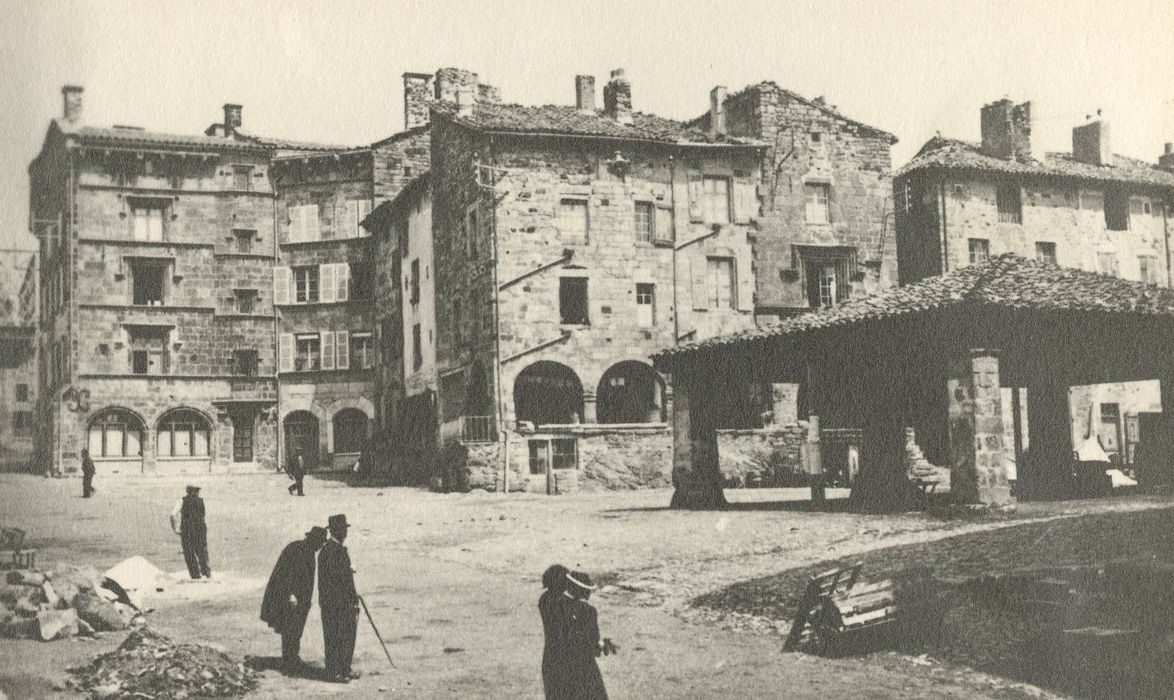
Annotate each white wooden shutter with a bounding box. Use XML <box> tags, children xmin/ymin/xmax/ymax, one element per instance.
<box><xmin>736</xmin><ymin>255</ymin><xmax>754</xmax><ymax>311</ymax></box>
<box><xmin>304</xmin><ymin>204</ymin><xmax>320</xmax><ymax>241</ymax></box>
<box><xmin>321</xmin><ymin>330</ymin><xmax>335</xmax><ymax>370</ymax></box>
<box><xmin>691</xmin><ymin>256</ymin><xmax>709</xmax><ymax>310</ymax></box>
<box><xmin>273</xmin><ymin>266</ymin><xmax>289</xmax><ymax>305</ymax></box>
<box><xmin>336</xmin><ymin>263</ymin><xmax>350</xmax><ymax>302</ymax></box>
<box><xmin>733</xmin><ymin>178</ymin><xmax>756</xmax><ymax>223</ymax></box>
<box><xmin>288</xmin><ymin>206</ymin><xmax>303</xmax><ymax>243</ymax></box>
<box><xmin>279</xmin><ymin>333</ymin><xmax>293</xmax><ymax>372</ymax></box>
<box><xmin>654</xmin><ymin>206</ymin><xmax>674</xmax><ymax>244</ymax></box>
<box><xmin>336</xmin><ymin>330</ymin><xmax>350</xmax><ymax>370</ymax></box>
<box><xmin>320</xmin><ymin>263</ymin><xmax>336</xmax><ymax>303</ymax></box>
<box><xmin>687</xmin><ymin>172</ymin><xmax>704</xmax><ymax>222</ymax></box>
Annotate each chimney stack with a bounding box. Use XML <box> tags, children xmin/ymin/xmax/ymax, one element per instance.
<box><xmin>1072</xmin><ymin>120</ymin><xmax>1112</xmax><ymax>166</ymax></box>
<box><xmin>575</xmin><ymin>75</ymin><xmax>596</xmax><ymax>112</ymax></box>
<box><xmin>980</xmin><ymin>99</ymin><xmax>1033</xmax><ymax>161</ymax></box>
<box><xmin>403</xmin><ymin>72</ymin><xmax>435</xmax><ymax>130</ymax></box>
<box><xmin>455</xmin><ymin>86</ymin><xmax>476</xmax><ymax>117</ymax></box>
<box><xmin>709</xmin><ymin>86</ymin><xmax>728</xmax><ymax>136</ymax></box>
<box><xmin>1159</xmin><ymin>142</ymin><xmax>1174</xmax><ymax>170</ymax></box>
<box><xmin>223</xmin><ymin>104</ymin><xmax>242</xmax><ymax>136</ymax></box>
<box><xmin>61</xmin><ymin>85</ymin><xmax>83</xmax><ymax>126</ymax></box>
<box><xmin>603</xmin><ymin>69</ymin><xmax>632</xmax><ymax>125</ymax></box>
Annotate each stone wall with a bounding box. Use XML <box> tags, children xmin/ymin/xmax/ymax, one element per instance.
<box><xmin>715</xmin><ymin>424</ymin><xmax>806</xmax><ymax>487</ymax></box>
<box><xmin>371</xmin><ymin>130</ymin><xmax>431</xmax><ymax>206</ymax></box>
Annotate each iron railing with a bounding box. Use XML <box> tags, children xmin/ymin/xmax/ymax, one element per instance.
<box><xmin>440</xmin><ymin>415</ymin><xmax>497</xmax><ymax>445</ymax></box>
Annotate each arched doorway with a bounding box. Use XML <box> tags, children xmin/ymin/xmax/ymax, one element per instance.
<box><xmin>156</xmin><ymin>408</ymin><xmax>212</xmax><ymax>462</ymax></box>
<box><xmin>597</xmin><ymin>361</ymin><xmax>665</xmax><ymax>423</ymax></box>
<box><xmin>332</xmin><ymin>408</ymin><xmax>369</xmax><ymax>455</ymax></box>
<box><xmin>284</xmin><ymin>411</ymin><xmax>320</xmax><ymax>471</ymax></box>
<box><xmin>87</xmin><ymin>408</ymin><xmax>144</xmax><ymax>469</ymax></box>
<box><xmin>514</xmin><ymin>361</ymin><xmax>584</xmax><ymax>426</ymax></box>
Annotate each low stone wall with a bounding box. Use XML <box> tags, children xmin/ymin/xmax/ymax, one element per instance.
<box><xmin>715</xmin><ymin>424</ymin><xmax>807</xmax><ymax>487</ymax></box>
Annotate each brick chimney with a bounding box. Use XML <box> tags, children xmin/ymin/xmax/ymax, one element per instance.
<box><xmin>1159</xmin><ymin>143</ymin><xmax>1174</xmax><ymax>170</ymax></box>
<box><xmin>1072</xmin><ymin>120</ymin><xmax>1111</xmax><ymax>166</ymax></box>
<box><xmin>61</xmin><ymin>85</ymin><xmax>83</xmax><ymax>126</ymax></box>
<box><xmin>223</xmin><ymin>104</ymin><xmax>242</xmax><ymax>136</ymax></box>
<box><xmin>709</xmin><ymin>86</ymin><xmax>728</xmax><ymax>136</ymax></box>
<box><xmin>980</xmin><ymin>99</ymin><xmax>1032</xmax><ymax>161</ymax></box>
<box><xmin>603</xmin><ymin>69</ymin><xmax>632</xmax><ymax>125</ymax></box>
<box><xmin>435</xmin><ymin>68</ymin><xmax>479</xmax><ymax>104</ymax></box>
<box><xmin>575</xmin><ymin>75</ymin><xmax>596</xmax><ymax>112</ymax></box>
<box><xmin>403</xmin><ymin>72</ymin><xmax>434</xmax><ymax>130</ymax></box>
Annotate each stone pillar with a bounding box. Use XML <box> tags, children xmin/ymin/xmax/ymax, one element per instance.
<box><xmin>668</xmin><ymin>375</ymin><xmax>726</xmax><ymax>509</ymax></box>
<box><xmin>771</xmin><ymin>383</ymin><xmax>799</xmax><ymax>426</ymax></box>
<box><xmin>582</xmin><ymin>390</ymin><xmax>597</xmax><ymax>424</ymax></box>
<box><xmin>1024</xmin><ymin>377</ymin><xmax>1072</xmax><ymax>500</ymax></box>
<box><xmin>948</xmin><ymin>349</ymin><xmax>1011</xmax><ymax>505</ymax></box>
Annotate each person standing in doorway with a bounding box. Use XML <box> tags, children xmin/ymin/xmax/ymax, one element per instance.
<box><xmin>287</xmin><ymin>451</ymin><xmax>306</xmax><ymax>496</ymax></box>
<box><xmin>170</xmin><ymin>485</ymin><xmax>211</xmax><ymax>579</ymax></box>
<box><xmin>261</xmin><ymin>526</ymin><xmax>328</xmax><ymax>674</ymax></box>
<box><xmin>318</xmin><ymin>514</ymin><xmax>360</xmax><ymax>683</ymax></box>
<box><xmin>80</xmin><ymin>448</ymin><xmax>96</xmax><ymax>498</ymax></box>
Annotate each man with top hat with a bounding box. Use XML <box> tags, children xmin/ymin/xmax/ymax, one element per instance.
<box><xmin>318</xmin><ymin>514</ymin><xmax>360</xmax><ymax>682</ymax></box>
<box><xmin>261</xmin><ymin>525</ymin><xmax>328</xmax><ymax>674</ymax></box>
<box><xmin>170</xmin><ymin>485</ymin><xmax>211</xmax><ymax>579</ymax></box>
<box><xmin>559</xmin><ymin>570</ymin><xmax>618</xmax><ymax>700</ymax></box>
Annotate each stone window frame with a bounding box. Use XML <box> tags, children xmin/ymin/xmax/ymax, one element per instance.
<box><xmin>156</xmin><ymin>408</ymin><xmax>211</xmax><ymax>459</ymax></box>
<box><xmin>126</xmin><ymin>324</ymin><xmax>169</xmax><ymax>375</ymax></box>
<box><xmin>558</xmin><ymin>275</ymin><xmax>591</xmax><ymax>326</ymax></box>
<box><xmin>127</xmin><ymin>196</ymin><xmax>169</xmax><ymax>242</ymax></box>
<box><xmin>234</xmin><ymin>288</ymin><xmax>259</xmax><ymax>314</ymax></box>
<box><xmin>528</xmin><ymin>437</ymin><xmax>578</xmax><ymax>475</ymax></box>
<box><xmin>633</xmin><ymin>200</ymin><xmax>655</xmax><ymax>243</ymax></box>
<box><xmin>996</xmin><ymin>183</ymin><xmax>1023</xmax><ymax>224</ymax></box>
<box><xmin>231</xmin><ymin>164</ymin><xmax>254</xmax><ymax>192</ymax></box>
<box><xmin>557</xmin><ymin>196</ymin><xmax>590</xmax><ymax>244</ymax></box>
<box><xmin>1034</xmin><ymin>242</ymin><xmax>1057</xmax><ymax>265</ymax></box>
<box><xmin>635</xmin><ymin>282</ymin><xmax>656</xmax><ymax>327</ymax></box>
<box><xmin>706</xmin><ymin>256</ymin><xmax>736</xmax><ymax>309</ymax></box>
<box><xmin>967</xmin><ymin>238</ymin><xmax>990</xmax><ymax>265</ymax></box>
<box><xmin>232</xmin><ymin>228</ymin><xmax>257</xmax><ymax>253</ymax></box>
<box><xmin>87</xmin><ymin>408</ymin><xmax>144</xmax><ymax>458</ymax></box>
<box><xmin>411</xmin><ymin>323</ymin><xmax>423</xmax><ymax>371</ymax></box>
<box><xmin>803</xmin><ymin>182</ymin><xmax>832</xmax><ymax>224</ymax></box>
<box><xmin>701</xmin><ymin>176</ymin><xmax>732</xmax><ymax>225</ymax></box>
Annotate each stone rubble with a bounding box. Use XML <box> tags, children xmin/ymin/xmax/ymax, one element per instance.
<box><xmin>0</xmin><ymin>565</ymin><xmax>141</xmax><ymax>641</ymax></box>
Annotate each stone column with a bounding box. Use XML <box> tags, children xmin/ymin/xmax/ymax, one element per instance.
<box><xmin>771</xmin><ymin>383</ymin><xmax>799</xmax><ymax>426</ymax></box>
<box><xmin>582</xmin><ymin>390</ymin><xmax>597</xmax><ymax>423</ymax></box>
<box><xmin>668</xmin><ymin>375</ymin><xmax>726</xmax><ymax>509</ymax></box>
<box><xmin>948</xmin><ymin>349</ymin><xmax>1011</xmax><ymax>505</ymax></box>
<box><xmin>1024</xmin><ymin>377</ymin><xmax>1072</xmax><ymax>500</ymax></box>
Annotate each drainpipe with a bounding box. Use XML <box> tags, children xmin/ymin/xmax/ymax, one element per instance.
<box><xmin>1163</xmin><ymin>197</ymin><xmax>1171</xmax><ymax>288</ymax></box>
<box><xmin>487</xmin><ymin>136</ymin><xmax>508</xmax><ymax>495</ymax></box>
<box><xmin>273</xmin><ymin>169</ymin><xmax>282</xmax><ymax>474</ymax></box>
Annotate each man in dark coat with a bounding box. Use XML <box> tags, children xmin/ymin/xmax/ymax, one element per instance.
<box><xmin>172</xmin><ymin>485</ymin><xmax>211</xmax><ymax>579</ymax></box>
<box><xmin>287</xmin><ymin>451</ymin><xmax>306</xmax><ymax>496</ymax></box>
<box><xmin>261</xmin><ymin>526</ymin><xmax>328</xmax><ymax>673</ymax></box>
<box><xmin>81</xmin><ymin>448</ymin><xmax>95</xmax><ymax>498</ymax></box>
<box><xmin>318</xmin><ymin>514</ymin><xmax>359</xmax><ymax>682</ymax></box>
<box><xmin>538</xmin><ymin>564</ymin><xmax>570</xmax><ymax>699</ymax></box>
<box><xmin>559</xmin><ymin>571</ymin><xmax>617</xmax><ymax>700</ymax></box>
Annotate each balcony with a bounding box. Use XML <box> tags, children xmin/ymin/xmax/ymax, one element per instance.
<box><xmin>440</xmin><ymin>415</ymin><xmax>498</xmax><ymax>446</ymax></box>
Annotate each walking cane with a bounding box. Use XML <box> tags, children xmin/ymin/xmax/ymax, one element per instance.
<box><xmin>358</xmin><ymin>595</ymin><xmax>397</xmax><ymax>669</ymax></box>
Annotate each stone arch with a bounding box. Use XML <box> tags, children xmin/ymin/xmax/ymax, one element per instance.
<box><xmin>155</xmin><ymin>407</ymin><xmax>215</xmax><ymax>459</ymax></box>
<box><xmin>85</xmin><ymin>406</ymin><xmax>146</xmax><ymax>460</ymax></box>
<box><xmin>596</xmin><ymin>360</ymin><xmax>667</xmax><ymax>424</ymax></box>
<box><xmin>283</xmin><ymin>410</ymin><xmax>321</xmax><ymax>471</ymax></box>
<box><xmin>325</xmin><ymin>397</ymin><xmax>375</xmax><ymax>453</ymax></box>
<box><xmin>514</xmin><ymin>361</ymin><xmax>584</xmax><ymax>427</ymax></box>
<box><xmin>332</xmin><ymin>407</ymin><xmax>370</xmax><ymax>455</ymax></box>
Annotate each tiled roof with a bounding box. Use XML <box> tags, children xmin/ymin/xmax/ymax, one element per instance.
<box><xmin>67</xmin><ymin>124</ymin><xmax>269</xmax><ymax>152</ymax></box>
<box><xmin>898</xmin><ymin>136</ymin><xmax>1174</xmax><ymax>188</ymax></box>
<box><xmin>433</xmin><ymin>102</ymin><xmax>763</xmax><ymax>147</ymax></box>
<box><xmin>654</xmin><ymin>255</ymin><xmax>1174</xmax><ymax>363</ymax></box>
<box><xmin>234</xmin><ymin>129</ymin><xmax>359</xmax><ymax>154</ymax></box>
<box><xmin>687</xmin><ymin>81</ymin><xmax>897</xmax><ymax>143</ymax></box>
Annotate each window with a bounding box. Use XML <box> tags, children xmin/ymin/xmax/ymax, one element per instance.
<box><xmin>130</xmin><ymin>261</ymin><xmax>167</xmax><ymax>306</ymax></box>
<box><xmin>87</xmin><ymin>409</ymin><xmax>143</xmax><ymax>458</ymax></box>
<box><xmin>234</xmin><ymin>289</ymin><xmax>257</xmax><ymax>314</ymax></box>
<box><xmin>287</xmin><ymin>204</ymin><xmax>320</xmax><ymax>243</ymax></box>
<box><xmin>295</xmin><ymin>334</ymin><xmax>321</xmax><ymax>371</ymax></box>
<box><xmin>968</xmin><ymin>238</ymin><xmax>990</xmax><ymax>264</ymax></box>
<box><xmin>635</xmin><ymin>283</ymin><xmax>655</xmax><ymax>327</ymax></box>
<box><xmin>157</xmin><ymin>409</ymin><xmax>210</xmax><ymax>458</ymax></box>
<box><xmin>352</xmin><ymin>332</ymin><xmax>374</xmax><ymax>369</ymax></box>
<box><xmin>1035</xmin><ymin>242</ymin><xmax>1057</xmax><ymax>265</ymax></box>
<box><xmin>1097</xmin><ymin>252</ymin><xmax>1119</xmax><ymax>277</ymax></box>
<box><xmin>810</xmin><ymin>132</ymin><xmax>822</xmax><ymax>143</ymax></box>
<box><xmin>996</xmin><ymin>184</ymin><xmax>1022</xmax><ymax>224</ymax></box>
<box><xmin>702</xmin><ymin>176</ymin><xmax>731</xmax><ymax>224</ymax></box>
<box><xmin>12</xmin><ymin>411</ymin><xmax>32</xmax><ymax>436</ymax></box>
<box><xmin>333</xmin><ymin>408</ymin><xmax>368</xmax><ymax>454</ymax></box>
<box><xmin>1139</xmin><ymin>255</ymin><xmax>1159</xmax><ymax>286</ymax></box>
<box><xmin>233</xmin><ymin>349</ymin><xmax>258</xmax><ymax>376</ymax></box>
<box><xmin>804</xmin><ymin>183</ymin><xmax>831</xmax><ymax>224</ymax></box>
<box><xmin>350</xmin><ymin>263</ymin><xmax>373</xmax><ymax>301</ymax></box>
<box><xmin>1105</xmin><ymin>187</ymin><xmax>1130</xmax><ymax>231</ymax></box>
<box><xmin>409</xmin><ymin>259</ymin><xmax>420</xmax><ymax>304</ymax></box>
<box><xmin>15</xmin><ymin>384</ymin><xmax>29</xmax><ymax>402</ymax></box>
<box><xmin>131</xmin><ymin>202</ymin><xmax>165</xmax><ymax>241</ymax></box>
<box><xmin>233</xmin><ymin>229</ymin><xmax>256</xmax><ymax>253</ymax></box>
<box><xmin>634</xmin><ymin>201</ymin><xmax>654</xmax><ymax>243</ymax></box>
<box><xmin>231</xmin><ymin>413</ymin><xmax>254</xmax><ymax>462</ymax></box>
<box><xmin>232</xmin><ymin>165</ymin><xmax>253</xmax><ymax>191</ymax></box>
<box><xmin>558</xmin><ymin>198</ymin><xmax>589</xmax><ymax>242</ymax></box>
<box><xmin>707</xmin><ymin>257</ymin><xmax>735</xmax><ymax>309</ymax></box>
<box><xmin>559</xmin><ymin>277</ymin><xmax>590</xmax><ymax>325</ymax></box>
<box><xmin>128</xmin><ymin>328</ymin><xmax>167</xmax><ymax>375</ymax></box>
<box><xmin>817</xmin><ymin>263</ymin><xmax>838</xmax><ymax>307</ymax></box>
<box><xmin>343</xmin><ymin>200</ymin><xmax>373</xmax><ymax>239</ymax></box>
<box><xmin>466</xmin><ymin>206</ymin><xmax>479</xmax><ymax>257</ymax></box>
<box><xmin>293</xmin><ymin>266</ymin><xmax>319</xmax><ymax>303</ymax></box>
<box><xmin>412</xmin><ymin>323</ymin><xmax>422</xmax><ymax>370</ymax></box>
<box><xmin>528</xmin><ymin>438</ymin><xmax>578</xmax><ymax>475</ymax></box>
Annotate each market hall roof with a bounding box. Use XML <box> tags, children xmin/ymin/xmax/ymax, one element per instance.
<box><xmin>898</xmin><ymin>136</ymin><xmax>1174</xmax><ymax>189</ymax></box>
<box><xmin>431</xmin><ymin>101</ymin><xmax>765</xmax><ymax>148</ymax></box>
<box><xmin>653</xmin><ymin>254</ymin><xmax>1174</xmax><ymax>368</ymax></box>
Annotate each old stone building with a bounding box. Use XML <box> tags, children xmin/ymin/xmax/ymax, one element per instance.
<box><xmin>690</xmin><ymin>83</ymin><xmax>898</xmax><ymax>318</ymax></box>
<box><xmin>0</xmin><ymin>255</ymin><xmax>39</xmax><ymax>472</ymax></box>
<box><xmin>894</xmin><ymin>99</ymin><xmax>1174</xmax><ymax>471</ymax></box>
<box><xmin>428</xmin><ymin>69</ymin><xmax>763</xmax><ymax>492</ymax></box>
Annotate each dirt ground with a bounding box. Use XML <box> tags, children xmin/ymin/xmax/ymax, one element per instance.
<box><xmin>2</xmin><ymin>473</ymin><xmax>1170</xmax><ymax>699</ymax></box>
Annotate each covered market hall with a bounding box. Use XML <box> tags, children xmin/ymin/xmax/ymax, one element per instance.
<box><xmin>653</xmin><ymin>255</ymin><xmax>1174</xmax><ymax>511</ymax></box>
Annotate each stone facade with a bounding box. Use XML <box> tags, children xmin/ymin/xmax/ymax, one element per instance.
<box><xmin>715</xmin><ymin>424</ymin><xmax>807</xmax><ymax>487</ymax></box>
<box><xmin>693</xmin><ymin>83</ymin><xmax>897</xmax><ymax>316</ymax></box>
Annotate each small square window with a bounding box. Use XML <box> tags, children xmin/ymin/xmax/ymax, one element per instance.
<box><xmin>967</xmin><ymin>238</ymin><xmax>990</xmax><ymax>265</ymax></box>
<box><xmin>234</xmin><ymin>289</ymin><xmax>257</xmax><ymax>314</ymax></box>
<box><xmin>232</xmin><ymin>165</ymin><xmax>253</xmax><ymax>191</ymax></box>
<box><xmin>233</xmin><ymin>229</ymin><xmax>256</xmax><ymax>253</ymax></box>
<box><xmin>1034</xmin><ymin>242</ymin><xmax>1056</xmax><ymax>265</ymax></box>
<box><xmin>1097</xmin><ymin>252</ymin><xmax>1119</xmax><ymax>277</ymax></box>
<box><xmin>233</xmin><ymin>349</ymin><xmax>258</xmax><ymax>376</ymax></box>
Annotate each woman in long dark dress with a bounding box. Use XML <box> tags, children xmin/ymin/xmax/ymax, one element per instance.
<box><xmin>562</xmin><ymin>570</ymin><xmax>614</xmax><ymax>700</ymax></box>
<box><xmin>539</xmin><ymin>564</ymin><xmax>570</xmax><ymax>699</ymax></box>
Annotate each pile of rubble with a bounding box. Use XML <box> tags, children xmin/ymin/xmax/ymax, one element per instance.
<box><xmin>0</xmin><ymin>565</ymin><xmax>141</xmax><ymax>641</ymax></box>
<box><xmin>68</xmin><ymin>626</ymin><xmax>258</xmax><ymax>699</ymax></box>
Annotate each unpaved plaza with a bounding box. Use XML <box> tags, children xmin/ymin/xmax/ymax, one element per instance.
<box><xmin>2</xmin><ymin>474</ymin><xmax>1172</xmax><ymax>699</ymax></box>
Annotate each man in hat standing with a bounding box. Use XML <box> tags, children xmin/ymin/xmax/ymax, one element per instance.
<box><xmin>170</xmin><ymin>485</ymin><xmax>211</xmax><ymax>580</ymax></box>
<box><xmin>287</xmin><ymin>451</ymin><xmax>306</xmax><ymax>496</ymax></box>
<box><xmin>559</xmin><ymin>570</ymin><xmax>617</xmax><ymax>700</ymax></box>
<box><xmin>80</xmin><ymin>448</ymin><xmax>96</xmax><ymax>498</ymax></box>
<box><xmin>318</xmin><ymin>514</ymin><xmax>359</xmax><ymax>682</ymax></box>
<box><xmin>261</xmin><ymin>526</ymin><xmax>328</xmax><ymax>673</ymax></box>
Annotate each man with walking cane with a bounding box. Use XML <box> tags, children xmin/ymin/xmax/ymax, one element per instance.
<box><xmin>318</xmin><ymin>514</ymin><xmax>360</xmax><ymax>683</ymax></box>
<box><xmin>261</xmin><ymin>526</ymin><xmax>327</xmax><ymax>675</ymax></box>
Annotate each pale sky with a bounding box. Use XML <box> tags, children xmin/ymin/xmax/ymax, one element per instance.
<box><xmin>2</xmin><ymin>0</ymin><xmax>1172</xmax><ymax>295</ymax></box>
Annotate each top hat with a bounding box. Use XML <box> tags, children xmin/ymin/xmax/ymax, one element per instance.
<box><xmin>566</xmin><ymin>571</ymin><xmax>595</xmax><ymax>592</ymax></box>
<box><xmin>327</xmin><ymin>514</ymin><xmax>350</xmax><ymax>530</ymax></box>
<box><xmin>306</xmin><ymin>525</ymin><xmax>328</xmax><ymax>538</ymax></box>
<box><xmin>186</xmin><ymin>484</ymin><xmax>200</xmax><ymax>493</ymax></box>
